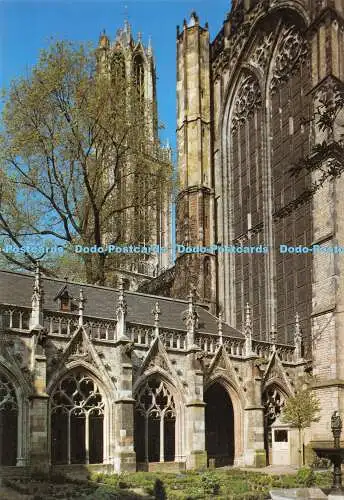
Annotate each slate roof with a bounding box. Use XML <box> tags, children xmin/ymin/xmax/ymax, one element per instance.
<box><xmin>0</xmin><ymin>269</ymin><xmax>244</xmax><ymax>339</ymax></box>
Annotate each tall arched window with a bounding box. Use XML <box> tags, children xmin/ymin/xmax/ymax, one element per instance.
<box><xmin>51</xmin><ymin>371</ymin><xmax>104</xmax><ymax>465</ymax></box>
<box><xmin>229</xmin><ymin>73</ymin><xmax>265</xmax><ymax>336</ymax></box>
<box><xmin>133</xmin><ymin>54</ymin><xmax>145</xmax><ymax>102</ymax></box>
<box><xmin>0</xmin><ymin>372</ymin><xmax>18</xmax><ymax>465</ymax></box>
<box><xmin>135</xmin><ymin>378</ymin><xmax>176</xmax><ymax>463</ymax></box>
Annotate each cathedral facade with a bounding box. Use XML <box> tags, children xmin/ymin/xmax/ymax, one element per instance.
<box><xmin>1</xmin><ymin>0</ymin><xmax>344</xmax><ymax>476</ymax></box>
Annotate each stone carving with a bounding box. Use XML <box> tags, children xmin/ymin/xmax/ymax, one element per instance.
<box><xmin>232</xmin><ymin>76</ymin><xmax>262</xmax><ymax>130</ymax></box>
<box><xmin>249</xmin><ymin>31</ymin><xmax>274</xmax><ymax>69</ymax></box>
<box><xmin>263</xmin><ymin>386</ymin><xmax>285</xmax><ymax>427</ymax></box>
<box><xmin>51</xmin><ymin>371</ymin><xmax>104</xmax><ymax>416</ymax></box>
<box><xmin>270</xmin><ymin>26</ymin><xmax>308</xmax><ymax>93</ymax></box>
<box><xmin>212</xmin><ymin>0</ymin><xmax>271</xmax><ymax>79</ymax></box>
<box><xmin>148</xmin><ymin>351</ymin><xmax>169</xmax><ymax>372</ymax></box>
<box><xmin>136</xmin><ymin>379</ymin><xmax>176</xmax><ymax>419</ymax></box>
<box><xmin>0</xmin><ymin>372</ymin><xmax>18</xmax><ymax>411</ymax></box>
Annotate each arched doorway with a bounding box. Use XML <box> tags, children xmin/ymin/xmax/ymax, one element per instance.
<box><xmin>0</xmin><ymin>371</ymin><xmax>18</xmax><ymax>465</ymax></box>
<box><xmin>204</xmin><ymin>382</ymin><xmax>234</xmax><ymax>466</ymax></box>
<box><xmin>50</xmin><ymin>370</ymin><xmax>104</xmax><ymax>464</ymax></box>
<box><xmin>263</xmin><ymin>385</ymin><xmax>286</xmax><ymax>465</ymax></box>
<box><xmin>134</xmin><ymin>378</ymin><xmax>176</xmax><ymax>463</ymax></box>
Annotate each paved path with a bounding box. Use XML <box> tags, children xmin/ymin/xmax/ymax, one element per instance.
<box><xmin>217</xmin><ymin>465</ymin><xmax>300</xmax><ymax>475</ymax></box>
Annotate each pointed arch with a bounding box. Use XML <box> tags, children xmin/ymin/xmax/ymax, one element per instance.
<box><xmin>133</xmin><ymin>52</ymin><xmax>145</xmax><ymax>102</ymax></box>
<box><xmin>262</xmin><ymin>382</ymin><xmax>290</xmax><ymax>465</ymax></box>
<box><xmin>218</xmin><ymin>4</ymin><xmax>312</xmax><ymax>347</ymax></box>
<box><xmin>48</xmin><ymin>365</ymin><xmax>112</xmax><ymax>465</ymax></box>
<box><xmin>220</xmin><ymin>67</ymin><xmax>267</xmax><ymax>335</ymax></box>
<box><xmin>133</xmin><ymin>370</ymin><xmax>185</xmax><ymax>464</ymax></box>
<box><xmin>0</xmin><ymin>355</ymin><xmax>31</xmax><ymax>466</ymax></box>
<box><xmin>204</xmin><ymin>374</ymin><xmax>244</xmax><ymax>465</ymax></box>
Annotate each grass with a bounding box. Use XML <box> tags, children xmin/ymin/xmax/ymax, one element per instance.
<box><xmin>3</xmin><ymin>467</ymin><xmax>332</xmax><ymax>499</ymax></box>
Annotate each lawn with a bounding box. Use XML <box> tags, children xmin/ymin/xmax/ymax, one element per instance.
<box><xmin>3</xmin><ymin>467</ymin><xmax>332</xmax><ymax>500</ymax></box>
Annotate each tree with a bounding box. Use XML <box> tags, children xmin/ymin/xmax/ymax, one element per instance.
<box><xmin>281</xmin><ymin>376</ymin><xmax>320</xmax><ymax>466</ymax></box>
<box><xmin>0</xmin><ymin>40</ymin><xmax>172</xmax><ymax>284</ymax></box>
<box><xmin>275</xmin><ymin>79</ymin><xmax>344</xmax><ymax>220</ymax></box>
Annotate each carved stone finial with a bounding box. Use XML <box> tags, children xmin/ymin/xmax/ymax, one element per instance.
<box><xmin>117</xmin><ymin>277</ymin><xmax>127</xmax><ymax>315</ymax></box>
<box><xmin>32</xmin><ymin>262</ymin><xmax>43</xmax><ymax>302</ymax></box>
<box><xmin>185</xmin><ymin>287</ymin><xmax>199</xmax><ymax>348</ymax></box>
<box><xmin>294</xmin><ymin>312</ymin><xmax>302</xmax><ymax>360</ymax></box>
<box><xmin>244</xmin><ymin>303</ymin><xmax>253</xmax><ymax>355</ymax></box>
<box><xmin>78</xmin><ymin>288</ymin><xmax>86</xmax><ymax>327</ymax></box>
<box><xmin>188</xmin><ymin>11</ymin><xmax>199</xmax><ymax>28</ymax></box>
<box><xmin>152</xmin><ymin>301</ymin><xmax>161</xmax><ymax>337</ymax></box>
<box><xmin>147</xmin><ymin>35</ymin><xmax>152</xmax><ymax>54</ymax></box>
<box><xmin>218</xmin><ymin>310</ymin><xmax>223</xmax><ymax>345</ymax></box>
<box><xmin>245</xmin><ymin>303</ymin><xmax>252</xmax><ymax>329</ymax></box>
<box><xmin>152</xmin><ymin>301</ymin><xmax>161</xmax><ymax>325</ymax></box>
<box><xmin>270</xmin><ymin>324</ymin><xmax>277</xmax><ymax>350</ymax></box>
<box><xmin>115</xmin><ymin>278</ymin><xmax>128</xmax><ymax>340</ymax></box>
<box><xmin>29</xmin><ymin>262</ymin><xmax>44</xmax><ymax>331</ymax></box>
<box><xmin>98</xmin><ymin>30</ymin><xmax>110</xmax><ymax>49</ymax></box>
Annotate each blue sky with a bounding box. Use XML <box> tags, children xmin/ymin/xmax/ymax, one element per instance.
<box><xmin>1</xmin><ymin>0</ymin><xmax>230</xmax><ymax>155</ymax></box>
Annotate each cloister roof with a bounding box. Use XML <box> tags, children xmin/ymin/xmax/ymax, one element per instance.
<box><xmin>0</xmin><ymin>269</ymin><xmax>244</xmax><ymax>339</ymax></box>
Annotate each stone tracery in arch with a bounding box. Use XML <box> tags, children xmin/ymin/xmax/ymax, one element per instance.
<box><xmin>270</xmin><ymin>25</ymin><xmax>308</xmax><ymax>92</ymax></box>
<box><xmin>231</xmin><ymin>74</ymin><xmax>262</xmax><ymax>131</ymax></box>
<box><xmin>50</xmin><ymin>370</ymin><xmax>105</xmax><ymax>465</ymax></box>
<box><xmin>135</xmin><ymin>377</ymin><xmax>176</xmax><ymax>463</ymax></box>
<box><xmin>263</xmin><ymin>385</ymin><xmax>286</xmax><ymax>428</ymax></box>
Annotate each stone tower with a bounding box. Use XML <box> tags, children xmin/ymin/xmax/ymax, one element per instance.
<box><xmin>305</xmin><ymin>0</ymin><xmax>344</xmax><ymax>450</ymax></box>
<box><xmin>172</xmin><ymin>12</ymin><xmax>216</xmax><ymax>311</ymax></box>
<box><xmin>96</xmin><ymin>23</ymin><xmax>172</xmax><ymax>288</ymax></box>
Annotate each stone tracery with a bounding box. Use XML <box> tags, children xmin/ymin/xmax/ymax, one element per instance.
<box><xmin>231</xmin><ymin>75</ymin><xmax>262</xmax><ymax>130</ymax></box>
<box><xmin>0</xmin><ymin>372</ymin><xmax>18</xmax><ymax>411</ymax></box>
<box><xmin>51</xmin><ymin>371</ymin><xmax>105</xmax><ymax>464</ymax></box>
<box><xmin>270</xmin><ymin>25</ymin><xmax>307</xmax><ymax>92</ymax></box>
<box><xmin>0</xmin><ymin>372</ymin><xmax>18</xmax><ymax>465</ymax></box>
<box><xmin>135</xmin><ymin>378</ymin><xmax>176</xmax><ymax>463</ymax></box>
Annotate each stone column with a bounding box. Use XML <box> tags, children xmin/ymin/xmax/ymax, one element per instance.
<box><xmin>112</xmin><ymin>340</ymin><xmax>136</xmax><ymax>472</ymax></box>
<box><xmin>308</xmin><ymin>4</ymin><xmax>344</xmax><ymax>446</ymax></box>
<box><xmin>29</xmin><ymin>343</ymin><xmax>49</xmax><ymax>471</ymax></box>
<box><xmin>243</xmin><ymin>361</ymin><xmax>266</xmax><ymax>467</ymax></box>
<box><xmin>184</xmin><ymin>347</ymin><xmax>207</xmax><ymax>469</ymax></box>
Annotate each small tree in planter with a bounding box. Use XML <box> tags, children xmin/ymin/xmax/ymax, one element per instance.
<box><xmin>281</xmin><ymin>377</ymin><xmax>320</xmax><ymax>467</ymax></box>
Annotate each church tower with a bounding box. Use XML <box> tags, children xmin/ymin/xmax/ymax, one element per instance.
<box><xmin>172</xmin><ymin>12</ymin><xmax>216</xmax><ymax>311</ymax></box>
<box><xmin>96</xmin><ymin>23</ymin><xmax>172</xmax><ymax>289</ymax></box>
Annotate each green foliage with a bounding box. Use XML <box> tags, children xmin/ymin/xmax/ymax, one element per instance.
<box><xmin>3</xmin><ymin>469</ymin><xmax>333</xmax><ymax>499</ymax></box>
<box><xmin>0</xmin><ymin>39</ymin><xmax>173</xmax><ymax>284</ymax></box>
<box><xmin>281</xmin><ymin>382</ymin><xmax>320</xmax><ymax>430</ymax></box>
<box><xmin>200</xmin><ymin>472</ymin><xmax>221</xmax><ymax>495</ymax></box>
<box><xmin>296</xmin><ymin>467</ymin><xmax>316</xmax><ymax>487</ymax></box>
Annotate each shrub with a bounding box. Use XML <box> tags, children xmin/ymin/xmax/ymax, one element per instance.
<box><xmin>201</xmin><ymin>472</ymin><xmax>221</xmax><ymax>495</ymax></box>
<box><xmin>296</xmin><ymin>467</ymin><xmax>316</xmax><ymax>487</ymax></box>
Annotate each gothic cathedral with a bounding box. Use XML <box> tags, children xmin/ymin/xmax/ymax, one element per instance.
<box><xmin>0</xmin><ymin>0</ymin><xmax>344</xmax><ymax>475</ymax></box>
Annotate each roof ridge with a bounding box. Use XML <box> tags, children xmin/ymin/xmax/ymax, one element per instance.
<box><xmin>0</xmin><ymin>268</ymin><xmax>193</xmax><ymax>305</ymax></box>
